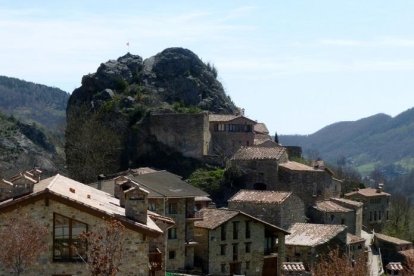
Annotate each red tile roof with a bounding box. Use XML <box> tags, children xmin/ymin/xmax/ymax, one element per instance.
<box><xmin>286</xmin><ymin>223</ymin><xmax>346</xmax><ymax>247</ymax></box>
<box><xmin>229</xmin><ymin>190</ymin><xmax>292</xmax><ymax>204</ymax></box>
<box><xmin>282</xmin><ymin>262</ymin><xmax>306</xmax><ymax>272</ymax></box>
<box><xmin>375</xmin><ymin>233</ymin><xmax>412</xmax><ymax>246</ymax></box>
<box><xmin>279</xmin><ymin>161</ymin><xmax>323</xmax><ymax>172</ymax></box>
<box><xmin>347</xmin><ymin>233</ymin><xmax>365</xmax><ymax>244</ymax></box>
<box><xmin>313</xmin><ymin>200</ymin><xmax>352</xmax><ymax>213</ymax></box>
<box><xmin>231</xmin><ymin>145</ymin><xmax>286</xmax><ymax>160</ymax></box>
<box><xmin>345</xmin><ymin>188</ymin><xmax>390</xmax><ymax>197</ymax></box>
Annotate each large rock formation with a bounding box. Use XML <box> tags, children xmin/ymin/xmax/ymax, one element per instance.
<box><xmin>66</xmin><ymin>48</ymin><xmax>238</xmax><ymax>182</ymax></box>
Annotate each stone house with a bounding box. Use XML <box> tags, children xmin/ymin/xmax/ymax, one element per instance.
<box><xmin>309</xmin><ymin>197</ymin><xmax>363</xmax><ymax>236</ymax></box>
<box><xmin>148</xmin><ymin>112</ymin><xmax>270</xmax><ymax>162</ymax></box>
<box><xmin>285</xmin><ymin>223</ymin><xmax>347</xmax><ymax>271</ymax></box>
<box><xmin>0</xmin><ymin>174</ymin><xmax>172</xmax><ymax>276</ymax></box>
<box><xmin>374</xmin><ymin>233</ymin><xmax>413</xmax><ymax>267</ymax></box>
<box><xmin>193</xmin><ymin>207</ymin><xmax>289</xmax><ymax>276</ymax></box>
<box><xmin>229</xmin><ymin>145</ymin><xmax>289</xmax><ymax>190</ymax></box>
<box><xmin>208</xmin><ymin>114</ymin><xmax>257</xmax><ymax>157</ymax></box>
<box><xmin>344</xmin><ymin>185</ymin><xmax>390</xmax><ymax>232</ymax></box>
<box><xmin>228</xmin><ymin>189</ymin><xmax>306</xmax><ymax>229</ymax></box>
<box><xmin>278</xmin><ymin>161</ymin><xmax>342</xmax><ymax>209</ymax></box>
<box><xmin>93</xmin><ymin>169</ymin><xmax>210</xmax><ymax>273</ymax></box>
<box><xmin>346</xmin><ymin>233</ymin><xmax>366</xmax><ymax>260</ymax></box>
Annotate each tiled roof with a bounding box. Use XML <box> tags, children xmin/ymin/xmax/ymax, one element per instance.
<box><xmin>279</xmin><ymin>161</ymin><xmax>323</xmax><ymax>172</ymax></box>
<box><xmin>254</xmin><ymin>123</ymin><xmax>269</xmax><ymax>134</ymax></box>
<box><xmin>282</xmin><ymin>262</ymin><xmax>306</xmax><ymax>272</ymax></box>
<box><xmin>208</xmin><ymin>114</ymin><xmax>239</xmax><ymax>122</ymax></box>
<box><xmin>195</xmin><ymin>207</ymin><xmax>289</xmax><ymax>234</ymax></box>
<box><xmin>375</xmin><ymin>233</ymin><xmax>412</xmax><ymax>246</ymax></box>
<box><xmin>231</xmin><ymin>145</ymin><xmax>286</xmax><ymax>161</ymax></box>
<box><xmin>345</xmin><ymin>188</ymin><xmax>391</xmax><ymax>197</ymax></box>
<box><xmin>286</xmin><ymin>223</ymin><xmax>347</xmax><ymax>247</ymax></box>
<box><xmin>313</xmin><ymin>200</ymin><xmax>352</xmax><ymax>213</ymax></box>
<box><xmin>347</xmin><ymin>233</ymin><xmax>365</xmax><ymax>244</ymax></box>
<box><xmin>229</xmin><ymin>190</ymin><xmax>292</xmax><ymax>204</ymax></box>
<box><xmin>330</xmin><ymin>197</ymin><xmax>363</xmax><ymax>208</ymax></box>
<box><xmin>254</xmin><ymin>139</ymin><xmax>277</xmax><ymax>147</ymax></box>
<box><xmin>194</xmin><ymin>208</ymin><xmax>239</xmax><ymax>229</ymax></box>
<box><xmin>194</xmin><ymin>196</ymin><xmax>212</xmax><ymax>202</ymax></box>
<box><xmin>0</xmin><ymin>174</ymin><xmax>164</xmax><ymax>235</ymax></box>
<box><xmin>386</xmin><ymin>262</ymin><xmax>404</xmax><ymax>271</ymax></box>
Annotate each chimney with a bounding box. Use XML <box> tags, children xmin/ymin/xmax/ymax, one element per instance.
<box><xmin>124</xmin><ymin>186</ymin><xmax>148</xmax><ymax>224</ymax></box>
<box><xmin>97</xmin><ymin>174</ymin><xmax>105</xmax><ymax>190</ymax></box>
<box><xmin>377</xmin><ymin>183</ymin><xmax>384</xmax><ymax>193</ymax></box>
<box><xmin>114</xmin><ymin>176</ymin><xmax>135</xmax><ymax>206</ymax></box>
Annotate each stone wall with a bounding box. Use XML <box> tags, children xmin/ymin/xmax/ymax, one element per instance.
<box><xmin>229</xmin><ymin>159</ymin><xmax>281</xmax><ymax>190</ymax></box>
<box><xmin>309</xmin><ymin>208</ymin><xmax>356</xmax><ymax>235</ymax></box>
<box><xmin>149</xmin><ymin>197</ymin><xmax>197</xmax><ymax>271</ymax></box>
<box><xmin>149</xmin><ymin>113</ymin><xmax>210</xmax><ymax>159</ymax></box>
<box><xmin>0</xmin><ymin>198</ymin><xmax>151</xmax><ymax>276</ymax></box>
<box><xmin>228</xmin><ymin>194</ymin><xmax>305</xmax><ymax>229</ymax></box>
<box><xmin>278</xmin><ymin>169</ymin><xmax>340</xmax><ymax>209</ymax></box>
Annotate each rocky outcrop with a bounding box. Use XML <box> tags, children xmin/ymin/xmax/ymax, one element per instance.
<box><xmin>66</xmin><ymin>48</ymin><xmax>238</xmax><ymax>182</ymax></box>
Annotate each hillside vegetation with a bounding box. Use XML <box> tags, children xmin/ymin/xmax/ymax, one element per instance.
<box><xmin>280</xmin><ymin>108</ymin><xmax>414</xmax><ymax>176</ymax></box>
<box><xmin>66</xmin><ymin>48</ymin><xmax>238</xmax><ymax>182</ymax></box>
<box><xmin>0</xmin><ymin>75</ymin><xmax>69</xmax><ymax>132</ymax></box>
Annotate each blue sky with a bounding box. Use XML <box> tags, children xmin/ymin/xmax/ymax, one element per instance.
<box><xmin>1</xmin><ymin>1</ymin><xmax>414</xmax><ymax>134</ymax></box>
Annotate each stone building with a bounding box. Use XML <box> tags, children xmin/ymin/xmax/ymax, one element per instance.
<box><xmin>344</xmin><ymin>185</ymin><xmax>390</xmax><ymax>232</ymax></box>
<box><xmin>93</xmin><ymin>169</ymin><xmax>210</xmax><ymax>273</ymax></box>
<box><xmin>229</xmin><ymin>145</ymin><xmax>289</xmax><ymax>190</ymax></box>
<box><xmin>285</xmin><ymin>223</ymin><xmax>347</xmax><ymax>271</ymax></box>
<box><xmin>148</xmin><ymin>112</ymin><xmax>270</xmax><ymax>162</ymax></box>
<box><xmin>278</xmin><ymin>161</ymin><xmax>342</xmax><ymax>209</ymax></box>
<box><xmin>346</xmin><ymin>233</ymin><xmax>366</xmax><ymax>260</ymax></box>
<box><xmin>0</xmin><ymin>174</ymin><xmax>172</xmax><ymax>276</ymax></box>
<box><xmin>228</xmin><ymin>189</ymin><xmax>306</xmax><ymax>229</ymax></box>
<box><xmin>0</xmin><ymin>168</ymin><xmax>43</xmax><ymax>201</ymax></box>
<box><xmin>309</xmin><ymin>197</ymin><xmax>363</xmax><ymax>236</ymax></box>
<box><xmin>149</xmin><ymin>112</ymin><xmax>211</xmax><ymax>159</ymax></box>
<box><xmin>194</xmin><ymin>207</ymin><xmax>289</xmax><ymax>276</ymax></box>
<box><xmin>374</xmin><ymin>233</ymin><xmax>413</xmax><ymax>267</ymax></box>
<box><xmin>208</xmin><ymin>114</ymin><xmax>257</xmax><ymax>157</ymax></box>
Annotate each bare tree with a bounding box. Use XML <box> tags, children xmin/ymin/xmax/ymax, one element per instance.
<box><xmin>0</xmin><ymin>214</ymin><xmax>48</xmax><ymax>275</ymax></box>
<box><xmin>80</xmin><ymin>219</ymin><xmax>126</xmax><ymax>276</ymax></box>
<box><xmin>65</xmin><ymin>109</ymin><xmax>122</xmax><ymax>183</ymax></box>
<box><xmin>313</xmin><ymin>247</ymin><xmax>367</xmax><ymax>276</ymax></box>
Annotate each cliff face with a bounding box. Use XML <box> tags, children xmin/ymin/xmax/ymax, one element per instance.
<box><xmin>66</xmin><ymin>48</ymin><xmax>238</xmax><ymax>182</ymax></box>
<box><xmin>0</xmin><ymin>113</ymin><xmax>64</xmax><ymax>178</ymax></box>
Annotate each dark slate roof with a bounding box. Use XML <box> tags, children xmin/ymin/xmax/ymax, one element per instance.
<box><xmin>375</xmin><ymin>233</ymin><xmax>412</xmax><ymax>246</ymax></box>
<box><xmin>231</xmin><ymin>145</ymin><xmax>286</xmax><ymax>161</ymax></box>
<box><xmin>130</xmin><ymin>170</ymin><xmax>209</xmax><ymax>198</ymax></box>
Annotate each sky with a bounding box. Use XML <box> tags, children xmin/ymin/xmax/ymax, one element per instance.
<box><xmin>1</xmin><ymin>0</ymin><xmax>414</xmax><ymax>135</ymax></box>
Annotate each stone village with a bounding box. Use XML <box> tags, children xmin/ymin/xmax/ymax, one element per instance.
<box><xmin>0</xmin><ymin>111</ymin><xmax>410</xmax><ymax>275</ymax></box>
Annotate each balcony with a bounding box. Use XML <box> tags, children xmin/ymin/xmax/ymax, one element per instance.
<box><xmin>185</xmin><ymin>240</ymin><xmax>199</xmax><ymax>246</ymax></box>
<box><xmin>148</xmin><ymin>248</ymin><xmax>162</xmax><ymax>271</ymax></box>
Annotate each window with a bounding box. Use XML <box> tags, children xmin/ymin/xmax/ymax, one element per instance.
<box><xmin>387</xmin><ymin>210</ymin><xmax>389</xmax><ymax>220</ymax></box>
<box><xmin>53</xmin><ymin>213</ymin><xmax>87</xmax><ymax>261</ymax></box>
<box><xmin>245</xmin><ymin>221</ymin><xmax>251</xmax><ymax>239</ymax></box>
<box><xmin>246</xmin><ymin>261</ymin><xmax>250</xmax><ymax>270</ymax></box>
<box><xmin>221</xmin><ymin>224</ymin><xmax>227</xmax><ymax>241</ymax></box>
<box><xmin>370</xmin><ymin>211</ymin><xmax>373</xmax><ymax>222</ymax></box>
<box><xmin>221</xmin><ymin>263</ymin><xmax>226</xmax><ymax>273</ymax></box>
<box><xmin>341</xmin><ymin>218</ymin><xmax>345</xmax><ymax>225</ymax></box>
<box><xmin>233</xmin><ymin>221</ymin><xmax>239</xmax><ymax>239</ymax></box>
<box><xmin>168</xmin><ymin>228</ymin><xmax>177</xmax><ymax>239</ymax></box>
<box><xmin>168</xmin><ymin>202</ymin><xmax>178</xmax><ymax>214</ymax></box>
<box><xmin>374</xmin><ymin>211</ymin><xmax>377</xmax><ymax>221</ymax></box>
<box><xmin>245</xmin><ymin>242</ymin><xmax>251</xmax><ymax>253</ymax></box>
<box><xmin>220</xmin><ymin>244</ymin><xmax>227</xmax><ymax>255</ymax></box>
<box><xmin>169</xmin><ymin>250</ymin><xmax>176</xmax><ymax>259</ymax></box>
<box><xmin>233</xmin><ymin>243</ymin><xmax>238</xmax><ymax>261</ymax></box>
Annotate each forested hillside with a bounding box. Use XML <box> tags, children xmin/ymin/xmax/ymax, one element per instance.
<box><xmin>0</xmin><ymin>75</ymin><xmax>69</xmax><ymax>132</ymax></box>
<box><xmin>280</xmin><ymin>108</ymin><xmax>414</xmax><ymax>176</ymax></box>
